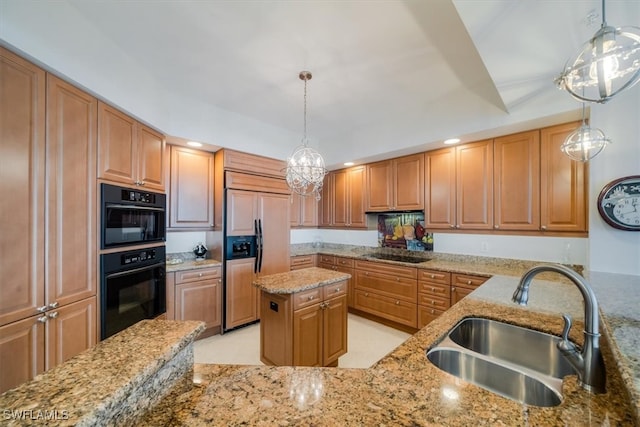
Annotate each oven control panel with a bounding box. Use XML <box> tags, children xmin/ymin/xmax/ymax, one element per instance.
<box><xmin>122</xmin><ymin>249</ymin><xmax>158</xmax><ymax>265</ymax></box>
<box><xmin>121</xmin><ymin>189</ymin><xmax>155</xmax><ymax>204</ymax></box>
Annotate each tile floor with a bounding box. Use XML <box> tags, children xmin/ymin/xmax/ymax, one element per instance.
<box><xmin>194</xmin><ymin>313</ymin><xmax>411</xmax><ymax>368</ymax></box>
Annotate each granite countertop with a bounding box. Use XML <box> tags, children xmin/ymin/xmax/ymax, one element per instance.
<box><xmin>141</xmin><ymin>274</ymin><xmax>638</xmax><ymax>425</ymax></box>
<box><xmin>0</xmin><ymin>320</ymin><xmax>204</xmax><ymax>426</ymax></box>
<box><xmin>253</xmin><ymin>267</ymin><xmax>351</xmax><ymax>294</ymax></box>
<box><xmin>166</xmin><ymin>258</ymin><xmax>222</xmax><ymax>273</ymax></box>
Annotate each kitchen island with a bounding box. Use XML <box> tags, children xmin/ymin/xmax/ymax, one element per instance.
<box><xmin>254</xmin><ymin>267</ymin><xmax>351</xmax><ymax>367</ymax></box>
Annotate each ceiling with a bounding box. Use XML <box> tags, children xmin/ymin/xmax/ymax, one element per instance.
<box><xmin>4</xmin><ymin>0</ymin><xmax>638</xmax><ymax>168</ymax></box>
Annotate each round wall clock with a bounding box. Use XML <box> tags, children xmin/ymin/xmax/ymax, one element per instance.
<box><xmin>597</xmin><ymin>175</ymin><xmax>640</xmax><ymax>231</ymax></box>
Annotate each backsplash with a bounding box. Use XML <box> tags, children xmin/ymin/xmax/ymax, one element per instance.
<box><xmin>376</xmin><ymin>213</ymin><xmax>433</xmax><ymax>252</ymax></box>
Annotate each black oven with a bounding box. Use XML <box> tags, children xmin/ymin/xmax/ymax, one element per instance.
<box><xmin>101</xmin><ymin>183</ymin><xmax>166</xmax><ymax>249</ymax></box>
<box><xmin>100</xmin><ymin>245</ymin><xmax>166</xmax><ymax>339</ymax></box>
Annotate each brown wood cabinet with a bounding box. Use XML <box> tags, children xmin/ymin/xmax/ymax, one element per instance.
<box><xmin>317</xmin><ymin>256</ymin><xmax>356</xmax><ymax>308</ymax></box>
<box><xmin>1</xmin><ymin>51</ymin><xmax>98</xmax><ymax>393</ymax></box>
<box><xmin>417</xmin><ymin>269</ymin><xmax>451</xmax><ymax>329</ymax></box>
<box><xmin>290</xmin><ymin>255</ymin><xmax>317</xmax><ymax>270</ymax></box>
<box><xmin>366</xmin><ymin>153</ymin><xmax>424</xmax><ymax>212</ymax></box>
<box><xmin>225</xmin><ymin>258</ymin><xmax>259</xmax><ymax>330</ymax></box>
<box><xmin>318</xmin><ymin>166</ymin><xmax>366</xmax><ymax>228</ymax></box>
<box><xmin>260</xmin><ymin>280</ymin><xmax>348</xmax><ymax>367</ymax></box>
<box><xmin>171</xmin><ymin>266</ymin><xmax>222</xmax><ymax>338</ymax></box>
<box><xmin>450</xmin><ymin>273</ymin><xmax>488</xmax><ymax>305</ymax></box>
<box><xmin>98</xmin><ymin>101</ymin><xmax>165</xmax><ymax>191</ymax></box>
<box><xmin>169</xmin><ymin>145</ymin><xmax>215</xmax><ymax>229</ymax></box>
<box><xmin>540</xmin><ymin>122</ymin><xmax>587</xmax><ymax>232</ymax></box>
<box><xmin>425</xmin><ymin>141</ymin><xmax>493</xmax><ymax>230</ymax></box>
<box><xmin>494</xmin><ymin>130</ymin><xmax>541</xmax><ymax>231</ymax></box>
<box><xmin>290</xmin><ymin>192</ymin><xmax>318</xmax><ymax>227</ymax></box>
<box><xmin>353</xmin><ymin>260</ymin><xmax>418</xmax><ymax>328</ymax></box>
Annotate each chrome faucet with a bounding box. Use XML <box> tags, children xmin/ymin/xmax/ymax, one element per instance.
<box><xmin>512</xmin><ymin>264</ymin><xmax>606</xmax><ymax>393</ymax></box>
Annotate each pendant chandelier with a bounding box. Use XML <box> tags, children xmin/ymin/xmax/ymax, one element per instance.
<box><xmin>285</xmin><ymin>71</ymin><xmax>327</xmax><ymax>201</ymax></box>
<box><xmin>554</xmin><ymin>0</ymin><xmax>640</xmax><ymax>103</ymax></box>
<box><xmin>561</xmin><ymin>103</ymin><xmax>611</xmax><ymax>162</ymax></box>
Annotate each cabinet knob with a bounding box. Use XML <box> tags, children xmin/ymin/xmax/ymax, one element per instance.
<box><xmin>335</xmin><ymin>288</ymin><xmax>341</xmax><ymax>292</ymax></box>
<box><xmin>37</xmin><ymin>316</ymin><xmax>48</xmax><ymax>323</ymax></box>
<box><xmin>451</xmin><ymin>287</ymin><xmax>456</xmax><ymax>292</ymax></box>
<box><xmin>431</xmin><ymin>309</ymin><xmax>435</xmax><ymax>314</ymax></box>
<box><xmin>49</xmin><ymin>301</ymin><xmax>58</xmax><ymax>309</ymax></box>
<box><xmin>431</xmin><ymin>300</ymin><xmax>435</xmax><ymax>304</ymax></box>
<box><xmin>449</xmin><ymin>224</ymin><xmax>455</xmax><ymax>229</ymax></box>
<box><xmin>395</xmin><ymin>300</ymin><xmax>400</xmax><ymax>305</ymax></box>
<box><xmin>365</xmin><ymin>272</ymin><xmax>369</xmax><ymax>276</ymax></box>
<box><xmin>494</xmin><ymin>225</ymin><xmax>499</xmax><ymax>229</ymax></box>
<box><xmin>467</xmin><ymin>280</ymin><xmax>472</xmax><ymax>285</ymax></box>
<box><xmin>365</xmin><ymin>293</ymin><xmax>369</xmax><ymax>297</ymax></box>
<box><xmin>430</xmin><ymin>274</ymin><xmax>435</xmax><ymax>279</ymax></box>
<box><xmin>396</xmin><ymin>278</ymin><xmax>400</xmax><ymax>282</ymax></box>
<box><xmin>37</xmin><ymin>305</ymin><xmax>48</xmax><ymax>313</ymax></box>
<box><xmin>431</xmin><ymin>287</ymin><xmax>436</xmax><ymax>292</ymax></box>
<box><xmin>308</xmin><ymin>295</ymin><xmax>315</xmax><ymax>301</ymax></box>
<box><xmin>48</xmin><ymin>311</ymin><xmax>59</xmax><ymax>319</ymax></box>
<box><xmin>541</xmin><ymin>225</ymin><xmax>547</xmax><ymax>230</ymax></box>
<box><xmin>455</xmin><ymin>225</ymin><xmax>460</xmax><ymax>229</ymax></box>
<box><xmin>198</xmin><ymin>273</ymin><xmax>203</xmax><ymax>277</ymax></box>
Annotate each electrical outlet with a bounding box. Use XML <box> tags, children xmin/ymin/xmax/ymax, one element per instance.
<box><xmin>480</xmin><ymin>241</ymin><xmax>489</xmax><ymax>253</ymax></box>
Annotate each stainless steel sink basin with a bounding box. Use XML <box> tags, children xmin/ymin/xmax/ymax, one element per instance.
<box><xmin>427</xmin><ymin>317</ymin><xmax>577</xmax><ymax>407</ymax></box>
<box><xmin>427</xmin><ymin>348</ymin><xmax>563</xmax><ymax>407</ymax></box>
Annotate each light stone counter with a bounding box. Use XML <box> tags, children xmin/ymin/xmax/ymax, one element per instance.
<box><xmin>253</xmin><ymin>267</ymin><xmax>351</xmax><ymax>294</ymax></box>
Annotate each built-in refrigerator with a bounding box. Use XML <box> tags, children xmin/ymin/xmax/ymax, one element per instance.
<box><xmin>223</xmin><ymin>188</ymin><xmax>290</xmax><ymax>331</ymax></box>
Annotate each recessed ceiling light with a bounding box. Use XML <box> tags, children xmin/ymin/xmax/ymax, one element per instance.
<box><xmin>443</xmin><ymin>138</ymin><xmax>461</xmax><ymax>145</ymax></box>
<box><xmin>187</xmin><ymin>141</ymin><xmax>203</xmax><ymax>147</ymax></box>
<box><xmin>344</xmin><ymin>162</ymin><xmax>355</xmax><ymax>166</ymax></box>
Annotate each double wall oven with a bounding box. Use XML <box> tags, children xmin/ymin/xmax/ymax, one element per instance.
<box><xmin>99</xmin><ymin>183</ymin><xmax>167</xmax><ymax>340</ymax></box>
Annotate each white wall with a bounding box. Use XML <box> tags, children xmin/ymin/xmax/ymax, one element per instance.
<box><xmin>166</xmin><ymin>231</ymin><xmax>207</xmax><ymax>254</ymax></box>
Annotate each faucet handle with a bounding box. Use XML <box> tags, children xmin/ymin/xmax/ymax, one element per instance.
<box><xmin>558</xmin><ymin>314</ymin><xmax>578</xmax><ymax>354</ymax></box>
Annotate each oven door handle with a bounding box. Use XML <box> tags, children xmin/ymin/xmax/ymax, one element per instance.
<box><xmin>105</xmin><ymin>203</ymin><xmax>165</xmax><ymax>212</ymax></box>
<box><xmin>105</xmin><ymin>262</ymin><xmax>165</xmax><ymax>279</ymax></box>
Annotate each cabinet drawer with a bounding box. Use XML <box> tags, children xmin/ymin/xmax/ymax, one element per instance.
<box><xmin>175</xmin><ymin>267</ymin><xmax>221</xmax><ymax>284</ymax></box>
<box><xmin>293</xmin><ymin>287</ymin><xmax>322</xmax><ymax>311</ymax></box>
<box><xmin>355</xmin><ymin>270</ymin><xmax>417</xmax><ymax>303</ymax></box>
<box><xmin>319</xmin><ymin>255</ymin><xmax>336</xmax><ymax>265</ymax></box>
<box><xmin>354</xmin><ymin>290</ymin><xmax>417</xmax><ymax>328</ymax></box>
<box><xmin>323</xmin><ymin>280</ymin><xmax>347</xmax><ymax>300</ymax></box>
<box><xmin>290</xmin><ymin>255</ymin><xmax>315</xmax><ymax>270</ymax></box>
<box><xmin>418</xmin><ymin>306</ymin><xmax>445</xmax><ymax>329</ymax></box>
<box><xmin>418</xmin><ymin>293</ymin><xmax>450</xmax><ymax>310</ymax></box>
<box><xmin>452</xmin><ymin>273</ymin><xmax>488</xmax><ymax>290</ymax></box>
<box><xmin>419</xmin><ymin>269</ymin><xmax>451</xmax><ymax>285</ymax></box>
<box><xmin>335</xmin><ymin>257</ymin><xmax>354</xmax><ymax>268</ymax></box>
<box><xmin>355</xmin><ymin>260</ymin><xmax>417</xmax><ymax>279</ymax></box>
<box><xmin>318</xmin><ymin>262</ymin><xmax>335</xmax><ymax>271</ymax></box>
<box><xmin>418</xmin><ymin>281</ymin><xmax>450</xmax><ymax>298</ymax></box>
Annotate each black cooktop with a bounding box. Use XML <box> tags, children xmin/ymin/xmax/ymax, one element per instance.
<box><xmin>361</xmin><ymin>253</ymin><xmax>430</xmax><ymax>264</ymax></box>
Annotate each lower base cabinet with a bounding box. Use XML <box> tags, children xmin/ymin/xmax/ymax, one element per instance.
<box><xmin>167</xmin><ymin>266</ymin><xmax>222</xmax><ymax>338</ymax></box>
<box><xmin>260</xmin><ymin>280</ymin><xmax>348</xmax><ymax>367</ymax></box>
<box><xmin>0</xmin><ymin>296</ymin><xmax>97</xmax><ymax>393</ymax></box>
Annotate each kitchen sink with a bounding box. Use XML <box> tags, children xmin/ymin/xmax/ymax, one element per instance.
<box><xmin>427</xmin><ymin>317</ymin><xmax>576</xmax><ymax>407</ymax></box>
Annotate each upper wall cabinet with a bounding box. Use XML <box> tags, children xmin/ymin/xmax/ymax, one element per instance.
<box><xmin>319</xmin><ymin>166</ymin><xmax>366</xmax><ymax>228</ymax></box>
<box><xmin>97</xmin><ymin>101</ymin><xmax>165</xmax><ymax>191</ymax></box>
<box><xmin>493</xmin><ymin>130</ymin><xmax>540</xmax><ymax>231</ymax></box>
<box><xmin>168</xmin><ymin>145</ymin><xmax>215</xmax><ymax>229</ymax></box>
<box><xmin>425</xmin><ymin>141</ymin><xmax>493</xmax><ymax>230</ymax></box>
<box><xmin>290</xmin><ymin>192</ymin><xmax>319</xmax><ymax>228</ymax></box>
<box><xmin>540</xmin><ymin>121</ymin><xmax>586</xmax><ymax>232</ymax></box>
<box><xmin>366</xmin><ymin>153</ymin><xmax>424</xmax><ymax>212</ymax></box>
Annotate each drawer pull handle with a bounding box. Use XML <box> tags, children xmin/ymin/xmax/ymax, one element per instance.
<box><xmin>199</xmin><ymin>273</ymin><xmax>203</xmax><ymax>277</ymax></box>
<box><xmin>396</xmin><ymin>278</ymin><xmax>400</xmax><ymax>282</ymax></box>
<box><xmin>48</xmin><ymin>311</ymin><xmax>58</xmax><ymax>319</ymax></box>
<box><xmin>467</xmin><ymin>280</ymin><xmax>472</xmax><ymax>285</ymax></box>
<box><xmin>431</xmin><ymin>287</ymin><xmax>436</xmax><ymax>292</ymax></box>
<box><xmin>395</xmin><ymin>300</ymin><xmax>400</xmax><ymax>305</ymax></box>
<box><xmin>365</xmin><ymin>293</ymin><xmax>369</xmax><ymax>297</ymax></box>
<box><xmin>335</xmin><ymin>288</ymin><xmax>341</xmax><ymax>292</ymax></box>
<box><xmin>37</xmin><ymin>316</ymin><xmax>48</xmax><ymax>323</ymax></box>
<box><xmin>430</xmin><ymin>274</ymin><xmax>435</xmax><ymax>279</ymax></box>
<box><xmin>308</xmin><ymin>295</ymin><xmax>315</xmax><ymax>301</ymax></box>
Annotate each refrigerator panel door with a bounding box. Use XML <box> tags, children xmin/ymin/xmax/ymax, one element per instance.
<box><xmin>257</xmin><ymin>193</ymin><xmax>291</xmax><ymax>276</ymax></box>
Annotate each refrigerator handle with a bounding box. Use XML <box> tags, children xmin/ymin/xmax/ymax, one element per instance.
<box><xmin>254</xmin><ymin>219</ymin><xmax>260</xmax><ymax>274</ymax></box>
<box><xmin>258</xmin><ymin>219</ymin><xmax>264</xmax><ymax>273</ymax></box>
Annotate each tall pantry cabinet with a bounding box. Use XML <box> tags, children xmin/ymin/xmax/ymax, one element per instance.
<box><xmin>0</xmin><ymin>47</ymin><xmax>97</xmax><ymax>393</ymax></box>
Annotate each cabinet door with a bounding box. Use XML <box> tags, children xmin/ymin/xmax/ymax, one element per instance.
<box><xmin>169</xmin><ymin>146</ymin><xmax>215</xmax><ymax>228</ymax></box>
<box><xmin>494</xmin><ymin>130</ymin><xmax>540</xmax><ymax>231</ymax></box>
<box><xmin>258</xmin><ymin>193</ymin><xmax>291</xmax><ymax>276</ymax></box>
<box><xmin>456</xmin><ymin>140</ymin><xmax>494</xmax><ymax>230</ymax></box>
<box><xmin>137</xmin><ymin>125</ymin><xmax>165</xmax><ymax>191</ymax></box>
<box><xmin>176</xmin><ymin>279</ymin><xmax>221</xmax><ymax>330</ymax></box>
<box><xmin>332</xmin><ymin>170</ymin><xmax>348</xmax><ymax>227</ymax></box>
<box><xmin>366</xmin><ymin>160</ymin><xmax>393</xmax><ymax>211</ymax></box>
<box><xmin>0</xmin><ymin>314</ymin><xmax>45</xmax><ymax>393</ymax></box>
<box><xmin>425</xmin><ymin>148</ymin><xmax>455</xmax><ymax>229</ymax></box>
<box><xmin>540</xmin><ymin>122</ymin><xmax>586</xmax><ymax>232</ymax></box>
<box><xmin>394</xmin><ymin>153</ymin><xmax>424</xmax><ymax>211</ymax></box>
<box><xmin>293</xmin><ymin>303</ymin><xmax>322</xmax><ymax>367</ymax></box>
<box><xmin>323</xmin><ymin>294</ymin><xmax>347</xmax><ymax>365</ymax></box>
<box><xmin>46</xmin><ymin>75</ymin><xmax>97</xmax><ymax>308</ymax></box>
<box><xmin>46</xmin><ymin>296</ymin><xmax>97</xmax><ymax>369</ymax></box>
<box><xmin>300</xmin><ymin>193</ymin><xmax>319</xmax><ymax>227</ymax></box>
<box><xmin>225</xmin><ymin>258</ymin><xmax>258</xmax><ymax>329</ymax></box>
<box><xmin>318</xmin><ymin>173</ymin><xmax>334</xmax><ymax>227</ymax></box>
<box><xmin>226</xmin><ymin>189</ymin><xmax>258</xmax><ymax>235</ymax></box>
<box><xmin>347</xmin><ymin>166</ymin><xmax>367</xmax><ymax>227</ymax></box>
<box><xmin>0</xmin><ymin>47</ymin><xmax>46</xmax><ymax>327</ymax></box>
<box><xmin>289</xmin><ymin>193</ymin><xmax>301</xmax><ymax>227</ymax></box>
<box><xmin>98</xmin><ymin>101</ymin><xmax>136</xmax><ymax>185</ymax></box>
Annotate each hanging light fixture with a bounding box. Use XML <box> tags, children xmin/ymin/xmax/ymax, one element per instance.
<box><xmin>555</xmin><ymin>0</ymin><xmax>640</xmax><ymax>103</ymax></box>
<box><xmin>285</xmin><ymin>71</ymin><xmax>327</xmax><ymax>201</ymax></box>
<box><xmin>561</xmin><ymin>103</ymin><xmax>611</xmax><ymax>162</ymax></box>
